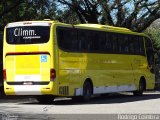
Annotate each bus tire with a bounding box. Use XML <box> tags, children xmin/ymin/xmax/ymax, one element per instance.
<box><xmin>36</xmin><ymin>95</ymin><xmax>55</xmax><ymax>104</ymax></box>
<box><xmin>82</xmin><ymin>80</ymin><xmax>93</xmax><ymax>102</ymax></box>
<box><xmin>133</xmin><ymin>79</ymin><xmax>146</xmax><ymax>96</ymax></box>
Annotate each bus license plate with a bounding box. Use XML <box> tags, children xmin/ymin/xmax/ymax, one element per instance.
<box><xmin>23</xmin><ymin>81</ymin><xmax>33</xmax><ymax>85</ymax></box>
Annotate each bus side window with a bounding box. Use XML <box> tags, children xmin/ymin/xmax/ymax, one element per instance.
<box><xmin>128</xmin><ymin>35</ymin><xmax>142</xmax><ymax>55</ymax></box>
<box><xmin>57</xmin><ymin>27</ymin><xmax>77</xmax><ymax>51</ymax></box>
<box><xmin>118</xmin><ymin>34</ymin><xmax>129</xmax><ymax>54</ymax></box>
<box><xmin>134</xmin><ymin>36</ymin><xmax>140</xmax><ymax>54</ymax></box>
<box><xmin>111</xmin><ymin>33</ymin><xmax>118</xmax><ymax>53</ymax></box>
<box><xmin>91</xmin><ymin>31</ymin><xmax>97</xmax><ymax>52</ymax></box>
<box><xmin>93</xmin><ymin>31</ymin><xmax>106</xmax><ymax>52</ymax></box>
<box><xmin>87</xmin><ymin>30</ymin><xmax>95</xmax><ymax>52</ymax></box>
<box><xmin>128</xmin><ymin>35</ymin><xmax>135</xmax><ymax>54</ymax></box>
<box><xmin>139</xmin><ymin>37</ymin><xmax>145</xmax><ymax>55</ymax></box>
<box><xmin>57</xmin><ymin>28</ymin><xmax>68</xmax><ymax>50</ymax></box>
<box><xmin>78</xmin><ymin>29</ymin><xmax>87</xmax><ymax>52</ymax></box>
<box><xmin>70</xmin><ymin>29</ymin><xmax>78</xmax><ymax>51</ymax></box>
<box><xmin>104</xmin><ymin>32</ymin><xmax>112</xmax><ymax>53</ymax></box>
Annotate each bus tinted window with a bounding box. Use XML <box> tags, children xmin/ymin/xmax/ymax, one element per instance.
<box><xmin>77</xmin><ymin>29</ymin><xmax>106</xmax><ymax>53</ymax></box>
<box><xmin>118</xmin><ymin>34</ymin><xmax>129</xmax><ymax>53</ymax></box>
<box><xmin>90</xmin><ymin>31</ymin><xmax>98</xmax><ymax>51</ymax></box>
<box><xmin>128</xmin><ymin>35</ymin><xmax>143</xmax><ymax>55</ymax></box>
<box><xmin>6</xmin><ymin>26</ymin><xmax>50</xmax><ymax>44</ymax></box>
<box><xmin>134</xmin><ymin>36</ymin><xmax>141</xmax><ymax>54</ymax></box>
<box><xmin>128</xmin><ymin>35</ymin><xmax>134</xmax><ymax>54</ymax></box>
<box><xmin>57</xmin><ymin>27</ymin><xmax>77</xmax><ymax>51</ymax></box>
<box><xmin>111</xmin><ymin>33</ymin><xmax>118</xmax><ymax>52</ymax></box>
<box><xmin>78</xmin><ymin>29</ymin><xmax>88</xmax><ymax>51</ymax></box>
<box><xmin>139</xmin><ymin>37</ymin><xmax>145</xmax><ymax>55</ymax></box>
<box><xmin>57</xmin><ymin>26</ymin><xmax>145</xmax><ymax>56</ymax></box>
<box><xmin>92</xmin><ymin>31</ymin><xmax>106</xmax><ymax>52</ymax></box>
<box><xmin>103</xmin><ymin>33</ymin><xmax>112</xmax><ymax>52</ymax></box>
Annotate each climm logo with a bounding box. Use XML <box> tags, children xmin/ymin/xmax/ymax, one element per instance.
<box><xmin>14</xmin><ymin>28</ymin><xmax>36</xmax><ymax>37</ymax></box>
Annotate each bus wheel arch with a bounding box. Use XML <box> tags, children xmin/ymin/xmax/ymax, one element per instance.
<box><xmin>82</xmin><ymin>78</ymin><xmax>93</xmax><ymax>102</ymax></box>
<box><xmin>133</xmin><ymin>76</ymin><xmax>146</xmax><ymax>96</ymax></box>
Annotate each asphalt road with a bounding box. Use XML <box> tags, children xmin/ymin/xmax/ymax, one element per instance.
<box><xmin>0</xmin><ymin>92</ymin><xmax>160</xmax><ymax>120</ymax></box>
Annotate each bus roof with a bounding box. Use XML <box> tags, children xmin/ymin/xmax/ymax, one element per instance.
<box><xmin>6</xmin><ymin>20</ymin><xmax>147</xmax><ymax>37</ymax></box>
<box><xmin>74</xmin><ymin>23</ymin><xmax>147</xmax><ymax>37</ymax></box>
<box><xmin>75</xmin><ymin>24</ymin><xmax>132</xmax><ymax>32</ymax></box>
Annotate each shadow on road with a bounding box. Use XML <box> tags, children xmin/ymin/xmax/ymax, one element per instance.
<box><xmin>0</xmin><ymin>92</ymin><xmax>159</xmax><ymax>120</ymax></box>
<box><xmin>19</xmin><ymin>92</ymin><xmax>160</xmax><ymax>106</ymax></box>
<box><xmin>0</xmin><ymin>95</ymin><xmax>33</xmax><ymax>103</ymax></box>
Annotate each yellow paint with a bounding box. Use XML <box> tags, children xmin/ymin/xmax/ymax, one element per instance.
<box><xmin>4</xmin><ymin>82</ymin><xmax>15</xmax><ymax>95</ymax></box>
<box><xmin>3</xmin><ymin>21</ymin><xmax>155</xmax><ymax>96</ymax></box>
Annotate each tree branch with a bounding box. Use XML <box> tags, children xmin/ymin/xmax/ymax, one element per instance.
<box><xmin>116</xmin><ymin>0</ymin><xmax>126</xmax><ymax>26</ymax></box>
<box><xmin>134</xmin><ymin>9</ymin><xmax>160</xmax><ymax>32</ymax></box>
<box><xmin>99</xmin><ymin>0</ymin><xmax>114</xmax><ymax>25</ymax></box>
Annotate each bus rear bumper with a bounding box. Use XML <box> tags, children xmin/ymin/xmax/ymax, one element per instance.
<box><xmin>4</xmin><ymin>82</ymin><xmax>55</xmax><ymax>95</ymax></box>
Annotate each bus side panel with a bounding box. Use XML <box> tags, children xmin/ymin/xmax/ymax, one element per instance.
<box><xmin>58</xmin><ymin>51</ymin><xmax>83</xmax><ymax>96</ymax></box>
<box><xmin>58</xmin><ymin>51</ymin><xmax>137</xmax><ymax>96</ymax></box>
<box><xmin>131</xmin><ymin>55</ymin><xmax>155</xmax><ymax>90</ymax></box>
<box><xmin>85</xmin><ymin>54</ymin><xmax>136</xmax><ymax>94</ymax></box>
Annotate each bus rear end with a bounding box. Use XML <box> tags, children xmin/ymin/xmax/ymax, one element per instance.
<box><xmin>3</xmin><ymin>21</ymin><xmax>56</xmax><ymax>96</ymax></box>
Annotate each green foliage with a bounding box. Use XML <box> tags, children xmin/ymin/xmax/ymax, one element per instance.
<box><xmin>145</xmin><ymin>23</ymin><xmax>160</xmax><ymax>64</ymax></box>
<box><xmin>0</xmin><ymin>0</ymin><xmax>60</xmax><ymax>32</ymax></box>
<box><xmin>57</xmin><ymin>0</ymin><xmax>160</xmax><ymax>32</ymax></box>
<box><xmin>0</xmin><ymin>0</ymin><xmax>160</xmax><ymax>33</ymax></box>
<box><xmin>56</xmin><ymin>9</ymin><xmax>80</xmax><ymax>24</ymax></box>
<box><xmin>145</xmin><ymin>28</ymin><xmax>160</xmax><ymax>50</ymax></box>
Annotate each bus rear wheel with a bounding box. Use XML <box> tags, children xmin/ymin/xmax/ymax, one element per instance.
<box><xmin>133</xmin><ymin>79</ymin><xmax>145</xmax><ymax>96</ymax></box>
<box><xmin>83</xmin><ymin>81</ymin><xmax>93</xmax><ymax>102</ymax></box>
<box><xmin>36</xmin><ymin>95</ymin><xmax>55</xmax><ymax>104</ymax></box>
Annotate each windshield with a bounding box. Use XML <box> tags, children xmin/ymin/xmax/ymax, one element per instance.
<box><xmin>6</xmin><ymin>26</ymin><xmax>50</xmax><ymax>44</ymax></box>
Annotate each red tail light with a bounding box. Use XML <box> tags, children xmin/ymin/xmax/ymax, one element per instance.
<box><xmin>50</xmin><ymin>69</ymin><xmax>56</xmax><ymax>81</ymax></box>
<box><xmin>3</xmin><ymin>69</ymin><xmax>6</xmax><ymax>81</ymax></box>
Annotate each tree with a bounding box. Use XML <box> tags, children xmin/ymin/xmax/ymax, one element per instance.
<box><xmin>56</xmin><ymin>9</ymin><xmax>80</xmax><ymax>24</ymax></box>
<box><xmin>0</xmin><ymin>0</ymin><xmax>59</xmax><ymax>32</ymax></box>
<box><xmin>0</xmin><ymin>0</ymin><xmax>23</xmax><ymax>32</ymax></box>
<box><xmin>145</xmin><ymin>27</ymin><xmax>160</xmax><ymax>49</ymax></box>
<box><xmin>57</xmin><ymin>0</ymin><xmax>160</xmax><ymax>32</ymax></box>
<box><xmin>1</xmin><ymin>0</ymin><xmax>160</xmax><ymax>33</ymax></box>
<box><xmin>0</xmin><ymin>0</ymin><xmax>22</xmax><ymax>19</ymax></box>
<box><xmin>145</xmin><ymin>19</ymin><xmax>160</xmax><ymax>50</ymax></box>
<box><xmin>145</xmin><ymin>19</ymin><xmax>160</xmax><ymax>65</ymax></box>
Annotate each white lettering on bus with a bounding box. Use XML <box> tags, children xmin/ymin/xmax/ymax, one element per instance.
<box><xmin>14</xmin><ymin>28</ymin><xmax>36</xmax><ymax>37</ymax></box>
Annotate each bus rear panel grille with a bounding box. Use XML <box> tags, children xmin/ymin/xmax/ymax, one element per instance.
<box><xmin>59</xmin><ymin>86</ymin><xmax>69</xmax><ymax>96</ymax></box>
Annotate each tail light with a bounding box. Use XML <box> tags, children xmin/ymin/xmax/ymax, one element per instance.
<box><xmin>50</xmin><ymin>69</ymin><xmax>56</xmax><ymax>81</ymax></box>
<box><xmin>3</xmin><ymin>69</ymin><xmax>6</xmax><ymax>81</ymax></box>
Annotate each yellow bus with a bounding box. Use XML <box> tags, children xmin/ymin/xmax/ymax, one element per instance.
<box><xmin>3</xmin><ymin>20</ymin><xmax>155</xmax><ymax>103</ymax></box>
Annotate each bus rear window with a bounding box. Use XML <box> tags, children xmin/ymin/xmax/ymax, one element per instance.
<box><xmin>6</xmin><ymin>26</ymin><xmax>50</xmax><ymax>44</ymax></box>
